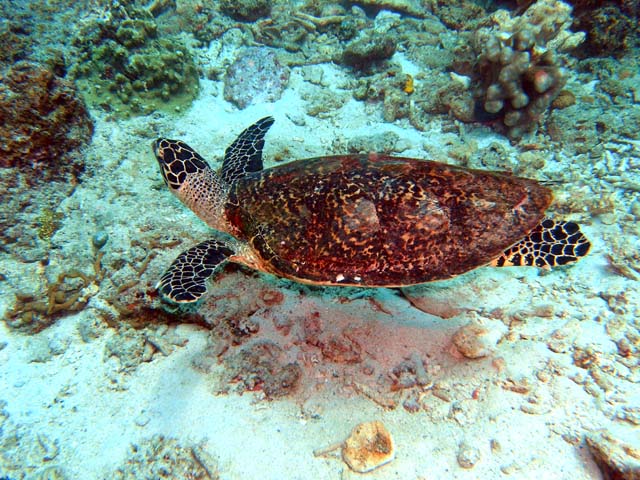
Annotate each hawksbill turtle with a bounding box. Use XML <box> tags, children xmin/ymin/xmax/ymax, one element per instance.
<box><xmin>152</xmin><ymin>117</ymin><xmax>590</xmax><ymax>303</ymax></box>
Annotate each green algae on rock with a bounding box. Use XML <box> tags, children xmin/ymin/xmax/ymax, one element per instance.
<box><xmin>71</xmin><ymin>2</ymin><xmax>198</xmax><ymax>118</ymax></box>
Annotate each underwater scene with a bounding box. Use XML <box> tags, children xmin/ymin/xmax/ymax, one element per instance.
<box><xmin>0</xmin><ymin>0</ymin><xmax>639</xmax><ymax>478</ymax></box>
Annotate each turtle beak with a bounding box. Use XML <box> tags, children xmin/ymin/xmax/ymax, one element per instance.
<box><xmin>152</xmin><ymin>139</ymin><xmax>170</xmax><ymax>187</ymax></box>
<box><xmin>152</xmin><ymin>139</ymin><xmax>163</xmax><ymax>160</ymax></box>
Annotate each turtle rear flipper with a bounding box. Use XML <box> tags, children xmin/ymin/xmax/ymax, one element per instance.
<box><xmin>157</xmin><ymin>239</ymin><xmax>235</xmax><ymax>303</ymax></box>
<box><xmin>492</xmin><ymin>219</ymin><xmax>591</xmax><ymax>268</ymax></box>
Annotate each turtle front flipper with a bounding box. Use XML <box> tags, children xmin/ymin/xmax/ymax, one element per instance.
<box><xmin>157</xmin><ymin>239</ymin><xmax>235</xmax><ymax>303</ymax></box>
<box><xmin>221</xmin><ymin>116</ymin><xmax>275</xmax><ymax>183</ymax></box>
<box><xmin>491</xmin><ymin>219</ymin><xmax>591</xmax><ymax>268</ymax></box>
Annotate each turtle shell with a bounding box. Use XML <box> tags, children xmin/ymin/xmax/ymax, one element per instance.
<box><xmin>225</xmin><ymin>154</ymin><xmax>552</xmax><ymax>286</ymax></box>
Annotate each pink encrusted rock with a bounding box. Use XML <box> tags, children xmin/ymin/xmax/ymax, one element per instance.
<box><xmin>223</xmin><ymin>47</ymin><xmax>290</xmax><ymax>109</ymax></box>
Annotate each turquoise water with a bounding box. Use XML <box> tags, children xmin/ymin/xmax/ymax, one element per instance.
<box><xmin>1</xmin><ymin>1</ymin><xmax>639</xmax><ymax>478</ymax></box>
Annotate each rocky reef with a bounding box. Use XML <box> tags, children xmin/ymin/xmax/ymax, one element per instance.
<box><xmin>570</xmin><ymin>0</ymin><xmax>639</xmax><ymax>57</ymax></box>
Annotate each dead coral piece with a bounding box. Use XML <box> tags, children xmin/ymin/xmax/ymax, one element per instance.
<box><xmin>451</xmin><ymin>323</ymin><xmax>499</xmax><ymax>359</ymax></box>
<box><xmin>471</xmin><ymin>0</ymin><xmax>584</xmax><ymax>138</ymax></box>
<box><xmin>342</xmin><ymin>421</ymin><xmax>395</xmax><ymax>473</ymax></box>
<box><xmin>457</xmin><ymin>442</ymin><xmax>481</xmax><ymax>469</ymax></box>
<box><xmin>400</xmin><ymin>288</ymin><xmax>463</xmax><ymax>318</ymax></box>
<box><xmin>0</xmin><ymin>61</ymin><xmax>93</xmax><ymax>180</ymax></box>
<box><xmin>291</xmin><ymin>12</ymin><xmax>346</xmax><ymax>30</ymax></box>
<box><xmin>224</xmin><ymin>47</ymin><xmax>290</xmax><ymax>109</ymax></box>
<box><xmin>551</xmin><ymin>89</ymin><xmax>576</xmax><ymax>109</ymax></box>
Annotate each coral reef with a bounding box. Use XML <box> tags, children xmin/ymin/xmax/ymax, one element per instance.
<box><xmin>0</xmin><ymin>61</ymin><xmax>93</xmax><ymax>180</ymax></box>
<box><xmin>223</xmin><ymin>47</ymin><xmax>290</xmax><ymax>109</ymax></box>
<box><xmin>471</xmin><ymin>0</ymin><xmax>585</xmax><ymax>138</ymax></box>
<box><xmin>71</xmin><ymin>2</ymin><xmax>198</xmax><ymax>117</ymax></box>
<box><xmin>427</xmin><ymin>0</ymin><xmax>485</xmax><ymax>30</ymax></box>
<box><xmin>0</xmin><ymin>17</ymin><xmax>33</xmax><ymax>63</ymax></box>
<box><xmin>570</xmin><ymin>0</ymin><xmax>639</xmax><ymax>56</ymax></box>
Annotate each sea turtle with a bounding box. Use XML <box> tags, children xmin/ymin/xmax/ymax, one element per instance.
<box><xmin>152</xmin><ymin>117</ymin><xmax>590</xmax><ymax>303</ymax></box>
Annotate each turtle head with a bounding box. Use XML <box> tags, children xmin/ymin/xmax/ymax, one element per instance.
<box><xmin>153</xmin><ymin>138</ymin><xmax>214</xmax><ymax>191</ymax></box>
<box><xmin>152</xmin><ymin>138</ymin><xmax>230</xmax><ymax>232</ymax></box>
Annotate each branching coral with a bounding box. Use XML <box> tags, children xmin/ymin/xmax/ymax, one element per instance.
<box><xmin>472</xmin><ymin>0</ymin><xmax>585</xmax><ymax>138</ymax></box>
<box><xmin>4</xmin><ymin>252</ymin><xmax>104</xmax><ymax>333</ymax></box>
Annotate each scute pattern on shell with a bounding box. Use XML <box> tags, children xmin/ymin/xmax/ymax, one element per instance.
<box><xmin>225</xmin><ymin>154</ymin><xmax>552</xmax><ymax>286</ymax></box>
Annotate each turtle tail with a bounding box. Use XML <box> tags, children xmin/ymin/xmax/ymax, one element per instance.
<box><xmin>491</xmin><ymin>219</ymin><xmax>591</xmax><ymax>268</ymax></box>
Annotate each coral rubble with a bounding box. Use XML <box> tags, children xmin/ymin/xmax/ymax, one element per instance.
<box><xmin>112</xmin><ymin>434</ymin><xmax>219</xmax><ymax>479</ymax></box>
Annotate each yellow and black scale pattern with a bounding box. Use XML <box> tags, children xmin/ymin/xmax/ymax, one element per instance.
<box><xmin>225</xmin><ymin>153</ymin><xmax>554</xmax><ymax>287</ymax></box>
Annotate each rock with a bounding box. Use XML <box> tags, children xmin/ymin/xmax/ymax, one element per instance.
<box><xmin>92</xmin><ymin>231</ymin><xmax>109</xmax><ymax>250</ymax></box>
<box><xmin>457</xmin><ymin>442</ymin><xmax>481</xmax><ymax>469</ymax></box>
<box><xmin>224</xmin><ymin>47</ymin><xmax>290</xmax><ymax>109</ymax></box>
<box><xmin>342</xmin><ymin>421</ymin><xmax>395</xmax><ymax>473</ymax></box>
<box><xmin>220</xmin><ymin>0</ymin><xmax>271</xmax><ymax>22</ymax></box>
<box><xmin>340</xmin><ymin>33</ymin><xmax>396</xmax><ymax>69</ymax></box>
